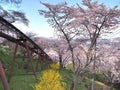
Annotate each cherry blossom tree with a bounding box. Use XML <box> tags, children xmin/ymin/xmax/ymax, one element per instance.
<box><xmin>50</xmin><ymin>39</ymin><xmax>71</xmax><ymax>68</ymax></box>
<box><xmin>0</xmin><ymin>6</ymin><xmax>29</xmax><ymax>25</ymax></box>
<box><xmin>94</xmin><ymin>44</ymin><xmax>120</xmax><ymax>90</ymax></box>
<box><xmin>39</xmin><ymin>2</ymin><xmax>80</xmax><ymax>90</ymax></box>
<box><xmin>69</xmin><ymin>0</ymin><xmax>120</xmax><ymax>89</ymax></box>
<box><xmin>0</xmin><ymin>0</ymin><xmax>22</xmax><ymax>4</ymax></box>
<box><xmin>0</xmin><ymin>0</ymin><xmax>28</xmax><ymax>25</ymax></box>
<box><xmin>69</xmin><ymin>0</ymin><xmax>120</xmax><ymax>69</ymax></box>
<box><xmin>39</xmin><ymin>0</ymin><xmax>120</xmax><ymax>90</ymax></box>
<box><xmin>35</xmin><ymin>37</ymin><xmax>71</xmax><ymax>68</ymax></box>
<box><xmin>25</xmin><ymin>32</ymin><xmax>37</xmax><ymax>40</ymax></box>
<box><xmin>35</xmin><ymin>37</ymin><xmax>51</xmax><ymax>50</ymax></box>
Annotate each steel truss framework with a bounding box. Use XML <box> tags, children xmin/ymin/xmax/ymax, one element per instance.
<box><xmin>0</xmin><ymin>16</ymin><xmax>53</xmax><ymax>90</ymax></box>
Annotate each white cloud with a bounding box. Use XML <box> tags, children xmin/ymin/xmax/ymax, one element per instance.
<box><xmin>12</xmin><ymin>22</ymin><xmax>30</xmax><ymax>33</ymax></box>
<box><xmin>12</xmin><ymin>22</ymin><xmax>55</xmax><ymax>38</ymax></box>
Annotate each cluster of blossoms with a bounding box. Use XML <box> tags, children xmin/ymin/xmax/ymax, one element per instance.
<box><xmin>34</xmin><ymin>63</ymin><xmax>66</xmax><ymax>90</ymax></box>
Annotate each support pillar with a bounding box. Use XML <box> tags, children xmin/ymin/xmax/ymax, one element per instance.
<box><xmin>25</xmin><ymin>41</ymin><xmax>37</xmax><ymax>81</ymax></box>
<box><xmin>8</xmin><ymin>43</ymin><xmax>18</xmax><ymax>82</ymax></box>
<box><xmin>0</xmin><ymin>60</ymin><xmax>10</xmax><ymax>90</ymax></box>
<box><xmin>38</xmin><ymin>54</ymin><xmax>43</xmax><ymax>70</ymax></box>
<box><xmin>25</xmin><ymin>52</ymin><xmax>32</xmax><ymax>73</ymax></box>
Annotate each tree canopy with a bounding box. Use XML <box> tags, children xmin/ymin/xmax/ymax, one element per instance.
<box><xmin>0</xmin><ymin>0</ymin><xmax>29</xmax><ymax>25</ymax></box>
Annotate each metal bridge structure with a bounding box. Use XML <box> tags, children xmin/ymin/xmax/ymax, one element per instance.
<box><xmin>0</xmin><ymin>16</ymin><xmax>53</xmax><ymax>90</ymax></box>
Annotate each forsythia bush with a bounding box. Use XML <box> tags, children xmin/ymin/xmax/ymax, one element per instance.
<box><xmin>34</xmin><ymin>63</ymin><xmax>66</xmax><ymax>90</ymax></box>
<box><xmin>50</xmin><ymin>63</ymin><xmax>60</xmax><ymax>70</ymax></box>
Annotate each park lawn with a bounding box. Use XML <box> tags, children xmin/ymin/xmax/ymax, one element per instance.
<box><xmin>0</xmin><ymin>46</ymin><xmax>108</xmax><ymax>90</ymax></box>
<box><xmin>0</xmin><ymin>68</ymin><xmax>105</xmax><ymax>90</ymax></box>
<box><xmin>0</xmin><ymin>74</ymin><xmax>35</xmax><ymax>90</ymax></box>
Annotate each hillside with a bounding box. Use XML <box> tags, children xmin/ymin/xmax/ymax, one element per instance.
<box><xmin>0</xmin><ymin>46</ymin><xmax>112</xmax><ymax>90</ymax></box>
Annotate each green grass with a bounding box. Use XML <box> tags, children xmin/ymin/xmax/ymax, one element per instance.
<box><xmin>0</xmin><ymin>46</ymin><xmax>109</xmax><ymax>90</ymax></box>
<box><xmin>59</xmin><ymin>69</ymin><xmax>73</xmax><ymax>90</ymax></box>
<box><xmin>0</xmin><ymin>75</ymin><xmax>35</xmax><ymax>90</ymax></box>
<box><xmin>0</xmin><ymin>46</ymin><xmax>37</xmax><ymax>90</ymax></box>
<box><xmin>0</xmin><ymin>68</ymin><xmax>105</xmax><ymax>90</ymax></box>
<box><xmin>10</xmin><ymin>75</ymin><xmax>35</xmax><ymax>90</ymax></box>
<box><xmin>59</xmin><ymin>68</ymin><xmax>103</xmax><ymax>90</ymax></box>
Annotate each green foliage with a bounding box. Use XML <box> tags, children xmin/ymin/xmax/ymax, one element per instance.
<box><xmin>0</xmin><ymin>46</ymin><xmax>11</xmax><ymax>55</ymax></box>
<box><xmin>59</xmin><ymin>68</ymin><xmax>73</xmax><ymax>90</ymax></box>
<box><xmin>95</xmin><ymin>73</ymin><xmax>106</xmax><ymax>84</ymax></box>
<box><xmin>0</xmin><ymin>46</ymin><xmax>12</xmax><ymax>73</ymax></box>
<box><xmin>113</xmin><ymin>82</ymin><xmax>120</xmax><ymax>90</ymax></box>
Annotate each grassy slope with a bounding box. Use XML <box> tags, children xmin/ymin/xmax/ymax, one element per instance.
<box><xmin>0</xmin><ymin>75</ymin><xmax>35</xmax><ymax>90</ymax></box>
<box><xmin>0</xmin><ymin>46</ymin><xmax>108</xmax><ymax>90</ymax></box>
<box><xmin>0</xmin><ymin>69</ymin><xmax>105</xmax><ymax>90</ymax></box>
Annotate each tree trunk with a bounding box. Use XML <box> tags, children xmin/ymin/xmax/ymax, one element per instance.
<box><xmin>110</xmin><ymin>84</ymin><xmax>113</xmax><ymax>90</ymax></box>
<box><xmin>70</xmin><ymin>73</ymin><xmax>77</xmax><ymax>90</ymax></box>
<box><xmin>59</xmin><ymin>54</ymin><xmax>63</xmax><ymax>69</ymax></box>
<box><xmin>70</xmin><ymin>81</ymin><xmax>74</xmax><ymax>90</ymax></box>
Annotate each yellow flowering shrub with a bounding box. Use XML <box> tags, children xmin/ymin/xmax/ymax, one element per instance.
<box><xmin>50</xmin><ymin>63</ymin><xmax>60</xmax><ymax>70</ymax></box>
<box><xmin>34</xmin><ymin>63</ymin><xmax>66</xmax><ymax>90</ymax></box>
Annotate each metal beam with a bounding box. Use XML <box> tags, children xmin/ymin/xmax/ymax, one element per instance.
<box><xmin>8</xmin><ymin>43</ymin><xmax>18</xmax><ymax>83</ymax></box>
<box><xmin>25</xmin><ymin>41</ymin><xmax>37</xmax><ymax>81</ymax></box>
<box><xmin>0</xmin><ymin>60</ymin><xmax>10</xmax><ymax>90</ymax></box>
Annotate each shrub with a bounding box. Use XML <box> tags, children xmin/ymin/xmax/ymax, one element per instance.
<box><xmin>34</xmin><ymin>63</ymin><xmax>66</xmax><ymax>90</ymax></box>
<box><xmin>50</xmin><ymin>63</ymin><xmax>60</xmax><ymax>70</ymax></box>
